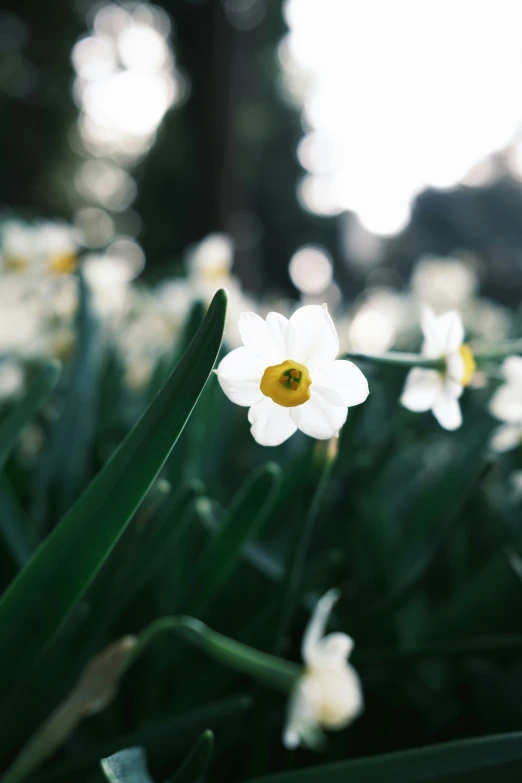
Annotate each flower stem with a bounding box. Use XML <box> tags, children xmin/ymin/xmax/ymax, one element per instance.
<box><xmin>341</xmin><ymin>352</ymin><xmax>445</xmax><ymax>370</ymax></box>
<box><xmin>273</xmin><ymin>439</ymin><xmax>338</xmax><ymax>656</ymax></box>
<box><xmin>127</xmin><ymin>615</ymin><xmax>301</xmax><ymax>693</ymax></box>
<box><xmin>343</xmin><ymin>338</ymin><xmax>522</xmax><ymax>371</ymax></box>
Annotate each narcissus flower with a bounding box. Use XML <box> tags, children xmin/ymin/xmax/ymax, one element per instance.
<box><xmin>401</xmin><ymin>307</ymin><xmax>476</xmax><ymax>431</ymax></box>
<box><xmin>283</xmin><ymin>589</ymin><xmax>363</xmax><ymax>750</ymax></box>
<box><xmin>216</xmin><ymin>304</ymin><xmax>369</xmax><ymax>446</ymax></box>
<box><xmin>489</xmin><ymin>357</ymin><xmax>522</xmax><ymax>453</ymax></box>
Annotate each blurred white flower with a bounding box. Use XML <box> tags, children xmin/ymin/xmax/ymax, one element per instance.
<box><xmin>411</xmin><ymin>256</ymin><xmax>478</xmax><ymax>312</ymax></box>
<box><xmin>36</xmin><ymin>222</ymin><xmax>79</xmax><ymax>275</ymax></box>
<box><xmin>185</xmin><ymin>232</ymin><xmax>255</xmax><ymax>348</ymax></box>
<box><xmin>401</xmin><ymin>307</ymin><xmax>475</xmax><ymax>431</ymax></box>
<box><xmin>345</xmin><ymin>289</ymin><xmax>411</xmax><ymax>355</ymax></box>
<box><xmin>83</xmin><ymin>253</ymin><xmax>134</xmax><ymax>319</ymax></box>
<box><xmin>0</xmin><ymin>220</ymin><xmax>79</xmax><ymax>276</ymax></box>
<box><xmin>283</xmin><ymin>589</ymin><xmax>363</xmax><ymax>750</ymax></box>
<box><xmin>489</xmin><ymin>357</ymin><xmax>522</xmax><ymax>453</ymax></box>
<box><xmin>462</xmin><ymin>298</ymin><xmax>512</xmax><ymax>344</ymax></box>
<box><xmin>0</xmin><ymin>359</ymin><xmax>24</xmax><ymax>401</ymax></box>
<box><xmin>186</xmin><ymin>233</ymin><xmax>234</xmax><ymax>284</ymax></box>
<box><xmin>1</xmin><ymin>221</ymin><xmax>36</xmax><ymax>273</ymax></box>
<box><xmin>216</xmin><ymin>304</ymin><xmax>369</xmax><ymax>446</ymax></box>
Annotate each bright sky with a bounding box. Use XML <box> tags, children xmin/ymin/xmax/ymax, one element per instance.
<box><xmin>282</xmin><ymin>0</ymin><xmax>522</xmax><ymax>235</ymax></box>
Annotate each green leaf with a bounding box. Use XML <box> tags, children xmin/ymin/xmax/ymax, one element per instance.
<box><xmin>1</xmin><ymin>637</ymin><xmax>135</xmax><ymax>783</ymax></box>
<box><xmin>242</xmin><ymin>731</ymin><xmax>522</xmax><ymax>783</ymax></box>
<box><xmin>0</xmin><ymin>290</ymin><xmax>227</xmax><ymax>714</ymax></box>
<box><xmin>0</xmin><ymin>476</ymin><xmax>35</xmax><ymax>568</ymax></box>
<box><xmin>101</xmin><ymin>747</ymin><xmax>154</xmax><ymax>783</ymax></box>
<box><xmin>34</xmin><ymin>273</ymin><xmax>104</xmax><ymax>522</ymax></box>
<box><xmin>0</xmin><ymin>360</ymin><xmax>61</xmax><ymax>473</ymax></box>
<box><xmin>33</xmin><ymin>695</ymin><xmax>250</xmax><ymax>783</ymax></box>
<box><xmin>187</xmin><ymin>462</ymin><xmax>282</xmax><ymax>615</ymax></box>
<box><xmin>170</xmin><ymin>730</ymin><xmax>214</xmax><ymax>783</ymax></box>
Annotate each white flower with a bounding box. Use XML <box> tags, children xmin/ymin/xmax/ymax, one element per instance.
<box><xmin>283</xmin><ymin>589</ymin><xmax>363</xmax><ymax>750</ymax></box>
<box><xmin>401</xmin><ymin>307</ymin><xmax>476</xmax><ymax>431</ymax></box>
<box><xmin>186</xmin><ymin>233</ymin><xmax>234</xmax><ymax>284</ymax></box>
<box><xmin>411</xmin><ymin>255</ymin><xmax>478</xmax><ymax>311</ymax></box>
<box><xmin>0</xmin><ymin>359</ymin><xmax>24</xmax><ymax>401</ymax></box>
<box><xmin>36</xmin><ymin>222</ymin><xmax>78</xmax><ymax>275</ymax></box>
<box><xmin>216</xmin><ymin>304</ymin><xmax>369</xmax><ymax>446</ymax></box>
<box><xmin>489</xmin><ymin>357</ymin><xmax>522</xmax><ymax>453</ymax></box>
<box><xmin>1</xmin><ymin>221</ymin><xmax>36</xmax><ymax>273</ymax></box>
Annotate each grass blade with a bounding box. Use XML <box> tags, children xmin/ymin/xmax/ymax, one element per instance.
<box><xmin>170</xmin><ymin>731</ymin><xmax>214</xmax><ymax>783</ymax></box>
<box><xmin>242</xmin><ymin>731</ymin><xmax>522</xmax><ymax>783</ymax></box>
<box><xmin>0</xmin><ymin>290</ymin><xmax>227</xmax><ymax>716</ymax></box>
<box><xmin>187</xmin><ymin>462</ymin><xmax>282</xmax><ymax>615</ymax></box>
<box><xmin>0</xmin><ymin>360</ymin><xmax>61</xmax><ymax>473</ymax></box>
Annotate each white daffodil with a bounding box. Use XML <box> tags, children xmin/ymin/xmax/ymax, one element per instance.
<box><xmin>283</xmin><ymin>589</ymin><xmax>363</xmax><ymax>750</ymax></box>
<box><xmin>216</xmin><ymin>304</ymin><xmax>369</xmax><ymax>446</ymax></box>
<box><xmin>36</xmin><ymin>222</ymin><xmax>79</xmax><ymax>276</ymax></box>
<box><xmin>401</xmin><ymin>307</ymin><xmax>476</xmax><ymax>431</ymax></box>
<box><xmin>489</xmin><ymin>357</ymin><xmax>522</xmax><ymax>453</ymax></box>
<box><xmin>1</xmin><ymin>221</ymin><xmax>36</xmax><ymax>273</ymax></box>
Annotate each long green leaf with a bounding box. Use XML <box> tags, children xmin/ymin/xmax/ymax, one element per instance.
<box><xmin>170</xmin><ymin>731</ymin><xmax>214</xmax><ymax>783</ymax></box>
<box><xmin>0</xmin><ymin>290</ymin><xmax>227</xmax><ymax>710</ymax></box>
<box><xmin>0</xmin><ymin>360</ymin><xmax>61</xmax><ymax>472</ymax></box>
<box><xmin>187</xmin><ymin>462</ymin><xmax>282</xmax><ymax>615</ymax></box>
<box><xmin>243</xmin><ymin>731</ymin><xmax>522</xmax><ymax>783</ymax></box>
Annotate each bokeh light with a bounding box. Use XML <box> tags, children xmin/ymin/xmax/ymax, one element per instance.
<box><xmin>283</xmin><ymin>0</ymin><xmax>522</xmax><ymax>235</ymax></box>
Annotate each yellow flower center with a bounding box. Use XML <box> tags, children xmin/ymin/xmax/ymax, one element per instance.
<box><xmin>260</xmin><ymin>359</ymin><xmax>312</xmax><ymax>407</ymax></box>
<box><xmin>459</xmin><ymin>344</ymin><xmax>476</xmax><ymax>386</ymax></box>
<box><xmin>49</xmin><ymin>253</ymin><xmax>77</xmax><ymax>275</ymax></box>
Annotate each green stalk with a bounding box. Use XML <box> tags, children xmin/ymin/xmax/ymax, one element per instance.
<box><xmin>273</xmin><ymin>439</ymin><xmax>338</xmax><ymax>656</ymax></box>
<box><xmin>343</xmin><ymin>338</ymin><xmax>522</xmax><ymax>371</ymax></box>
<box><xmin>127</xmin><ymin>616</ymin><xmax>301</xmax><ymax>693</ymax></box>
<box><xmin>341</xmin><ymin>352</ymin><xmax>445</xmax><ymax>370</ymax></box>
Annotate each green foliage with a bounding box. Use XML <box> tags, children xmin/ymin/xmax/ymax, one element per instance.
<box><xmin>1</xmin><ymin>289</ymin><xmax>522</xmax><ymax>783</ymax></box>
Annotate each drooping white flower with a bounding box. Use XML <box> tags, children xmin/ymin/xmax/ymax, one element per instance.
<box><xmin>283</xmin><ymin>589</ymin><xmax>363</xmax><ymax>750</ymax></box>
<box><xmin>401</xmin><ymin>307</ymin><xmax>476</xmax><ymax>431</ymax></box>
<box><xmin>489</xmin><ymin>357</ymin><xmax>522</xmax><ymax>453</ymax></box>
<box><xmin>216</xmin><ymin>304</ymin><xmax>369</xmax><ymax>446</ymax></box>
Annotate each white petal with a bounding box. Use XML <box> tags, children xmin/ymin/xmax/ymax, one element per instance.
<box><xmin>420</xmin><ymin>306</ymin><xmax>442</xmax><ymax>356</ymax></box>
<box><xmin>312</xmin><ymin>632</ymin><xmax>354</xmax><ymax>666</ymax></box>
<box><xmin>401</xmin><ymin>368</ymin><xmax>441</xmax><ymax>412</ymax></box>
<box><xmin>310</xmin><ymin>664</ymin><xmax>364</xmax><ymax>729</ymax></box>
<box><xmin>265</xmin><ymin>312</ymin><xmax>289</xmax><ymax>356</ymax></box>
<box><xmin>238</xmin><ymin>312</ymin><xmax>285</xmax><ymax>363</ymax></box>
<box><xmin>311</xmin><ymin>360</ymin><xmax>369</xmax><ymax>407</ymax></box>
<box><xmin>432</xmin><ymin>390</ymin><xmax>462</xmax><ymax>430</ymax></box>
<box><xmin>491</xmin><ymin>423</ymin><xmax>522</xmax><ymax>453</ymax></box>
<box><xmin>248</xmin><ymin>398</ymin><xmax>297</xmax><ymax>446</ymax></box>
<box><xmin>302</xmin><ymin>588</ymin><xmax>339</xmax><ymax>664</ymax></box>
<box><xmin>503</xmin><ymin>356</ymin><xmax>522</xmax><ymax>386</ymax></box>
<box><xmin>490</xmin><ymin>385</ymin><xmax>522</xmax><ymax>423</ymax></box>
<box><xmin>286</xmin><ymin>304</ymin><xmax>338</xmax><ymax>370</ymax></box>
<box><xmin>437</xmin><ymin>311</ymin><xmax>464</xmax><ymax>353</ymax></box>
<box><xmin>283</xmin><ymin>677</ymin><xmax>324</xmax><ymax>750</ymax></box>
<box><xmin>215</xmin><ymin>347</ymin><xmax>265</xmax><ymax>407</ymax></box>
<box><xmin>446</xmin><ymin>351</ymin><xmax>465</xmax><ymax>385</ymax></box>
<box><xmin>296</xmin><ymin>392</ymin><xmax>348</xmax><ymax>440</ymax></box>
